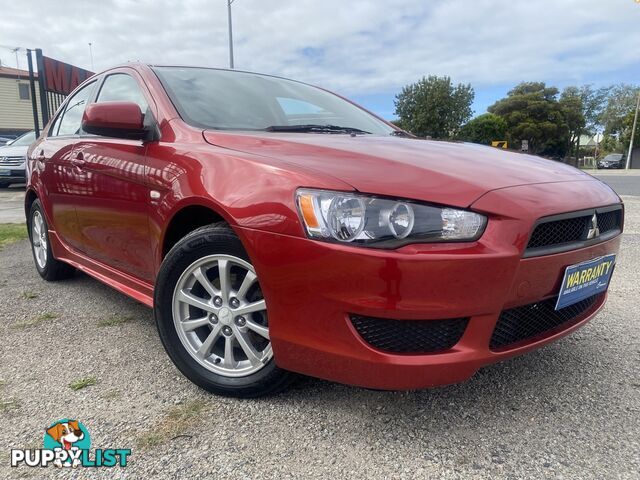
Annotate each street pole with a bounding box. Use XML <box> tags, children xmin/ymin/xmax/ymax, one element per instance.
<box><xmin>227</xmin><ymin>0</ymin><xmax>234</xmax><ymax>69</ymax></box>
<box><xmin>26</xmin><ymin>49</ymin><xmax>40</xmax><ymax>138</ymax></box>
<box><xmin>626</xmin><ymin>92</ymin><xmax>640</xmax><ymax>169</ymax></box>
<box><xmin>88</xmin><ymin>42</ymin><xmax>94</xmax><ymax>71</ymax></box>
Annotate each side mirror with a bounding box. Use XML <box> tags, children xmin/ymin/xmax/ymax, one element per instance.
<box><xmin>82</xmin><ymin>102</ymin><xmax>147</xmax><ymax>140</ymax></box>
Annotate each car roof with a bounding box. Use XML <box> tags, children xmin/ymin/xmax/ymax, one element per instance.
<box><xmin>114</xmin><ymin>62</ymin><xmax>312</xmax><ymax>88</ymax></box>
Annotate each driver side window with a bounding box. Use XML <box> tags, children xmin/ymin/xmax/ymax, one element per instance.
<box><xmin>96</xmin><ymin>73</ymin><xmax>149</xmax><ymax>112</ymax></box>
<box><xmin>51</xmin><ymin>81</ymin><xmax>97</xmax><ymax>137</ymax></box>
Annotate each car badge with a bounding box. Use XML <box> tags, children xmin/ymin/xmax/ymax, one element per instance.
<box><xmin>587</xmin><ymin>213</ymin><xmax>599</xmax><ymax>239</ymax></box>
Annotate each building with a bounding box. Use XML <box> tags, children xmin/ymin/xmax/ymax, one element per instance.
<box><xmin>0</xmin><ymin>66</ymin><xmax>43</xmax><ymax>137</ymax></box>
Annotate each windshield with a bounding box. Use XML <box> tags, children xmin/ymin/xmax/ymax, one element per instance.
<box><xmin>603</xmin><ymin>154</ymin><xmax>623</xmax><ymax>161</ymax></box>
<box><xmin>153</xmin><ymin>67</ymin><xmax>394</xmax><ymax>135</ymax></box>
<box><xmin>8</xmin><ymin>131</ymin><xmax>35</xmax><ymax>147</ymax></box>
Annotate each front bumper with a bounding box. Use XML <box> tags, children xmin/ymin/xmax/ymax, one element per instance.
<box><xmin>0</xmin><ymin>167</ymin><xmax>25</xmax><ymax>183</ymax></box>
<box><xmin>237</xmin><ymin>180</ymin><xmax>622</xmax><ymax>390</ymax></box>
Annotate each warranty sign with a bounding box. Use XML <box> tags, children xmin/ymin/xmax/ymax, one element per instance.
<box><xmin>556</xmin><ymin>254</ymin><xmax>616</xmax><ymax>310</ymax></box>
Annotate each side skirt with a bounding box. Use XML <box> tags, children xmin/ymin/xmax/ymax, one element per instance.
<box><xmin>48</xmin><ymin>229</ymin><xmax>154</xmax><ymax>308</ymax></box>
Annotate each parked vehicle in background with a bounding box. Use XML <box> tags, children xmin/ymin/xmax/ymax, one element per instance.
<box><xmin>0</xmin><ymin>136</ymin><xmax>16</xmax><ymax>146</ymax></box>
<box><xmin>597</xmin><ymin>153</ymin><xmax>625</xmax><ymax>169</ymax></box>
<box><xmin>0</xmin><ymin>131</ymin><xmax>35</xmax><ymax>187</ymax></box>
<box><xmin>25</xmin><ymin>64</ymin><xmax>623</xmax><ymax>397</ymax></box>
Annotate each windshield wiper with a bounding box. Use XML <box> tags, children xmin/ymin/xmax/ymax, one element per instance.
<box><xmin>390</xmin><ymin>130</ymin><xmax>412</xmax><ymax>137</ymax></box>
<box><xmin>265</xmin><ymin>124</ymin><xmax>371</xmax><ymax>134</ymax></box>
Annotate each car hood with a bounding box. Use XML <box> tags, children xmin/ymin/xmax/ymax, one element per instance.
<box><xmin>203</xmin><ymin>131</ymin><xmax>594</xmax><ymax>207</ymax></box>
<box><xmin>0</xmin><ymin>145</ymin><xmax>28</xmax><ymax>158</ymax></box>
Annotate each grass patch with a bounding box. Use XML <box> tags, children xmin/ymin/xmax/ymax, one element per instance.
<box><xmin>69</xmin><ymin>376</ymin><xmax>97</xmax><ymax>391</ymax></box>
<box><xmin>0</xmin><ymin>223</ymin><xmax>28</xmax><ymax>251</ymax></box>
<box><xmin>22</xmin><ymin>290</ymin><xmax>39</xmax><ymax>299</ymax></box>
<box><xmin>0</xmin><ymin>398</ymin><xmax>20</xmax><ymax>413</ymax></box>
<box><xmin>137</xmin><ymin>400</ymin><xmax>208</xmax><ymax>448</ymax></box>
<box><xmin>14</xmin><ymin>312</ymin><xmax>58</xmax><ymax>329</ymax></box>
<box><xmin>97</xmin><ymin>314</ymin><xmax>132</xmax><ymax>327</ymax></box>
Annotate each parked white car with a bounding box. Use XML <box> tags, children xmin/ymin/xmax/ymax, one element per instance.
<box><xmin>0</xmin><ymin>131</ymin><xmax>35</xmax><ymax>188</ymax></box>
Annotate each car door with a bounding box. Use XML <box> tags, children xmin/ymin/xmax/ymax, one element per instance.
<box><xmin>71</xmin><ymin>70</ymin><xmax>156</xmax><ymax>282</ymax></box>
<box><xmin>36</xmin><ymin>80</ymin><xmax>98</xmax><ymax>251</ymax></box>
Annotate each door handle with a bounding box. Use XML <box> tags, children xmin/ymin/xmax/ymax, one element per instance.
<box><xmin>71</xmin><ymin>152</ymin><xmax>86</xmax><ymax>168</ymax></box>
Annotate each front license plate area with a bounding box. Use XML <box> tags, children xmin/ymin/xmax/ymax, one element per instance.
<box><xmin>556</xmin><ymin>254</ymin><xmax>616</xmax><ymax>310</ymax></box>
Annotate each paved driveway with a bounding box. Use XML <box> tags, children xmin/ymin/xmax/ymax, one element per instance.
<box><xmin>589</xmin><ymin>170</ymin><xmax>640</xmax><ymax>196</ymax></box>
<box><xmin>0</xmin><ymin>184</ymin><xmax>25</xmax><ymax>223</ymax></box>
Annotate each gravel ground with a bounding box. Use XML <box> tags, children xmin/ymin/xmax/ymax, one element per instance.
<box><xmin>0</xmin><ymin>197</ymin><xmax>638</xmax><ymax>480</ymax></box>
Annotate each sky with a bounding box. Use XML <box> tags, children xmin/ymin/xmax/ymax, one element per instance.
<box><xmin>1</xmin><ymin>0</ymin><xmax>639</xmax><ymax>120</ymax></box>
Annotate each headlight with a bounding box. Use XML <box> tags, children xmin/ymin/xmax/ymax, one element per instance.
<box><xmin>296</xmin><ymin>189</ymin><xmax>487</xmax><ymax>248</ymax></box>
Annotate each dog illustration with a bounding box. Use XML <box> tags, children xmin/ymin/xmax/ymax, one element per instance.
<box><xmin>46</xmin><ymin>420</ymin><xmax>84</xmax><ymax>468</ymax></box>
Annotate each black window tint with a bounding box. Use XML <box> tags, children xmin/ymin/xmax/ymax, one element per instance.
<box><xmin>55</xmin><ymin>81</ymin><xmax>97</xmax><ymax>136</ymax></box>
<box><xmin>97</xmin><ymin>74</ymin><xmax>148</xmax><ymax>111</ymax></box>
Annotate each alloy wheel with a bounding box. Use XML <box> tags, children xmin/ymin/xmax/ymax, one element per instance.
<box><xmin>172</xmin><ymin>254</ymin><xmax>272</xmax><ymax>377</ymax></box>
<box><xmin>31</xmin><ymin>210</ymin><xmax>48</xmax><ymax>269</ymax></box>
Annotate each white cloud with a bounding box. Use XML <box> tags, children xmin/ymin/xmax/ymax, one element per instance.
<box><xmin>1</xmin><ymin>0</ymin><xmax>638</xmax><ymax>98</ymax></box>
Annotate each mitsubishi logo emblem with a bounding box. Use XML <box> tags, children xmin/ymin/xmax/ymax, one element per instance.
<box><xmin>587</xmin><ymin>213</ymin><xmax>600</xmax><ymax>239</ymax></box>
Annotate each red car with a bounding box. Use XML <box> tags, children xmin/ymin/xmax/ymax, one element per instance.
<box><xmin>26</xmin><ymin>64</ymin><xmax>623</xmax><ymax>397</ymax></box>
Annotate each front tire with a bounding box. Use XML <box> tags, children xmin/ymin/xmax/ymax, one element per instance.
<box><xmin>28</xmin><ymin>199</ymin><xmax>75</xmax><ymax>281</ymax></box>
<box><xmin>154</xmin><ymin>223</ymin><xmax>295</xmax><ymax>397</ymax></box>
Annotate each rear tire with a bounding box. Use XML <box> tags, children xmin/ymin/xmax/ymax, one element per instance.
<box><xmin>28</xmin><ymin>199</ymin><xmax>75</xmax><ymax>281</ymax></box>
<box><xmin>154</xmin><ymin>223</ymin><xmax>296</xmax><ymax>397</ymax></box>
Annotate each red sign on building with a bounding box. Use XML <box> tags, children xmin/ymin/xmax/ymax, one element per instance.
<box><xmin>42</xmin><ymin>56</ymin><xmax>94</xmax><ymax>95</ymax></box>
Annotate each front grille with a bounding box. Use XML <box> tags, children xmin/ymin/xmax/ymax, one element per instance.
<box><xmin>490</xmin><ymin>293</ymin><xmax>603</xmax><ymax>350</ymax></box>
<box><xmin>351</xmin><ymin>315</ymin><xmax>468</xmax><ymax>354</ymax></box>
<box><xmin>595</xmin><ymin>209</ymin><xmax>621</xmax><ymax>234</ymax></box>
<box><xmin>525</xmin><ymin>206</ymin><xmax>622</xmax><ymax>255</ymax></box>
<box><xmin>0</xmin><ymin>156</ymin><xmax>25</xmax><ymax>166</ymax></box>
<box><xmin>527</xmin><ymin>216</ymin><xmax>587</xmax><ymax>249</ymax></box>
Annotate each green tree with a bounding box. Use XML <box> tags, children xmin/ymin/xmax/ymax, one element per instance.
<box><xmin>488</xmin><ymin>82</ymin><xmax>568</xmax><ymax>156</ymax></box>
<box><xmin>600</xmin><ymin>84</ymin><xmax>639</xmax><ymax>133</ymax></box>
<box><xmin>550</xmin><ymin>85</ymin><xmax>611</xmax><ymax>160</ymax></box>
<box><xmin>394</xmin><ymin>76</ymin><xmax>474</xmax><ymax>138</ymax></box>
<box><xmin>459</xmin><ymin>113</ymin><xmax>507</xmax><ymax>145</ymax></box>
<box><xmin>580</xmin><ymin>84</ymin><xmax>611</xmax><ymax>133</ymax></box>
<box><xmin>559</xmin><ymin>87</ymin><xmax>585</xmax><ymax>158</ymax></box>
<box><xmin>600</xmin><ymin>134</ymin><xmax>624</xmax><ymax>157</ymax></box>
<box><xmin>600</xmin><ymin>84</ymin><xmax>640</xmax><ymax>149</ymax></box>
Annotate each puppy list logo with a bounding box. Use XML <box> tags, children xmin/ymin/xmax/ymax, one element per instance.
<box><xmin>10</xmin><ymin>419</ymin><xmax>131</xmax><ymax>468</ymax></box>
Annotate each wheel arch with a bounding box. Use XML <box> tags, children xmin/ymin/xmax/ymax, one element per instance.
<box><xmin>24</xmin><ymin>188</ymin><xmax>39</xmax><ymax>226</ymax></box>
<box><xmin>160</xmin><ymin>201</ymin><xmax>233</xmax><ymax>259</ymax></box>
